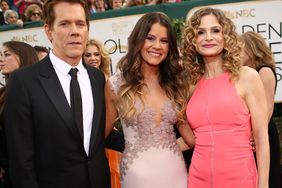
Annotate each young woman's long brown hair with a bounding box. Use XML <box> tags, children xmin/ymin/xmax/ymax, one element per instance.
<box><xmin>117</xmin><ymin>12</ymin><xmax>189</xmax><ymax>125</ymax></box>
<box><xmin>0</xmin><ymin>41</ymin><xmax>38</xmax><ymax>114</ymax></box>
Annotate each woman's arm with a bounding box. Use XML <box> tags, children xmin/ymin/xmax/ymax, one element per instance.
<box><xmin>176</xmin><ymin>85</ymin><xmax>196</xmax><ymax>151</ymax></box>
<box><xmin>176</xmin><ymin>123</ymin><xmax>195</xmax><ymax>151</ymax></box>
<box><xmin>241</xmin><ymin>67</ymin><xmax>269</xmax><ymax>188</ymax></box>
<box><xmin>258</xmin><ymin>67</ymin><xmax>276</xmax><ymax>121</ymax></box>
<box><xmin>105</xmin><ymin>80</ymin><xmax>118</xmax><ymax>138</ymax></box>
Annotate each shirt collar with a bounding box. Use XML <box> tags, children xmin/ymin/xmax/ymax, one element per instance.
<box><xmin>49</xmin><ymin>50</ymin><xmax>85</xmax><ymax>76</ymax></box>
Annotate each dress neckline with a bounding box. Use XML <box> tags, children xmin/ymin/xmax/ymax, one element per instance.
<box><xmin>202</xmin><ymin>71</ymin><xmax>227</xmax><ymax>80</ymax></box>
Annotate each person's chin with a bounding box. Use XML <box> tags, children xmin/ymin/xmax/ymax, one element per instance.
<box><xmin>69</xmin><ymin>50</ymin><xmax>83</xmax><ymax>57</ymax></box>
<box><xmin>1</xmin><ymin>70</ymin><xmax>9</xmax><ymax>75</ymax></box>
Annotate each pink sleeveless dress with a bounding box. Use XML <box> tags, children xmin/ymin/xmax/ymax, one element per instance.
<box><xmin>186</xmin><ymin>72</ymin><xmax>258</xmax><ymax>188</ymax></box>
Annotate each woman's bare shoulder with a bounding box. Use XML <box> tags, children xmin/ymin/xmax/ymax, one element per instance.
<box><xmin>239</xmin><ymin>66</ymin><xmax>260</xmax><ymax>83</ymax></box>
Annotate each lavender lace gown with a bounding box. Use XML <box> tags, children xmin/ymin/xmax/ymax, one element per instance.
<box><xmin>109</xmin><ymin>72</ymin><xmax>188</xmax><ymax>188</ymax></box>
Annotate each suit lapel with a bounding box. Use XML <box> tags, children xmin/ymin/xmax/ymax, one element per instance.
<box><xmin>86</xmin><ymin>65</ymin><xmax>104</xmax><ymax>155</ymax></box>
<box><xmin>38</xmin><ymin>57</ymin><xmax>80</xmax><ymax>140</ymax></box>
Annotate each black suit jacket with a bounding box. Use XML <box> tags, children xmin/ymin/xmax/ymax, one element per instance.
<box><xmin>4</xmin><ymin>56</ymin><xmax>110</xmax><ymax>188</ymax></box>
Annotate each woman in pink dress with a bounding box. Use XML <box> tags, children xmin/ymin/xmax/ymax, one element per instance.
<box><xmin>182</xmin><ymin>7</ymin><xmax>269</xmax><ymax>188</ymax></box>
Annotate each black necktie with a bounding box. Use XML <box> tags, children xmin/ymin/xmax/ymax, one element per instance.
<box><xmin>69</xmin><ymin>68</ymin><xmax>83</xmax><ymax>139</ymax></box>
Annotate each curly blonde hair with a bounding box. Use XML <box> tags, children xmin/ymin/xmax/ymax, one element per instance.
<box><xmin>84</xmin><ymin>39</ymin><xmax>111</xmax><ymax>77</ymax></box>
<box><xmin>116</xmin><ymin>12</ymin><xmax>189</xmax><ymax>125</ymax></box>
<box><xmin>241</xmin><ymin>31</ymin><xmax>275</xmax><ymax>71</ymax></box>
<box><xmin>182</xmin><ymin>7</ymin><xmax>243</xmax><ymax>85</ymax></box>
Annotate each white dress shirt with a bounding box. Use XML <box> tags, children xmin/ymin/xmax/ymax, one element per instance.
<box><xmin>49</xmin><ymin>51</ymin><xmax>94</xmax><ymax>155</ymax></box>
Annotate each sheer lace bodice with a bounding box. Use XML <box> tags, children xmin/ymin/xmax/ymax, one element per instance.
<box><xmin>109</xmin><ymin>71</ymin><xmax>187</xmax><ymax>188</ymax></box>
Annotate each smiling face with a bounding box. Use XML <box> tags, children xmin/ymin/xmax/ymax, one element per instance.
<box><xmin>44</xmin><ymin>2</ymin><xmax>89</xmax><ymax>66</ymax></box>
<box><xmin>140</xmin><ymin>23</ymin><xmax>169</xmax><ymax>67</ymax></box>
<box><xmin>0</xmin><ymin>46</ymin><xmax>20</xmax><ymax>75</ymax></box>
<box><xmin>83</xmin><ymin>44</ymin><xmax>102</xmax><ymax>68</ymax></box>
<box><xmin>195</xmin><ymin>14</ymin><xmax>224</xmax><ymax>59</ymax></box>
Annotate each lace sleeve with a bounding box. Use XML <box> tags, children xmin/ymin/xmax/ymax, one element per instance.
<box><xmin>108</xmin><ymin>71</ymin><xmax>123</xmax><ymax>95</ymax></box>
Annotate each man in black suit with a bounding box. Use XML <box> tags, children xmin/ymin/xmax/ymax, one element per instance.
<box><xmin>4</xmin><ymin>0</ymin><xmax>114</xmax><ymax>187</ymax></box>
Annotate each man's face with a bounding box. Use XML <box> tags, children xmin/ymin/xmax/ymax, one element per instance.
<box><xmin>44</xmin><ymin>2</ymin><xmax>89</xmax><ymax>66</ymax></box>
<box><xmin>0</xmin><ymin>1</ymin><xmax>9</xmax><ymax>12</ymax></box>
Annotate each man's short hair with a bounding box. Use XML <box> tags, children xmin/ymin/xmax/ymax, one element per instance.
<box><xmin>42</xmin><ymin>0</ymin><xmax>89</xmax><ymax>29</ymax></box>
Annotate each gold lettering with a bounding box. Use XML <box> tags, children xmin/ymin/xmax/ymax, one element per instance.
<box><xmin>250</xmin><ymin>9</ymin><xmax>255</xmax><ymax>17</ymax></box>
<box><xmin>11</xmin><ymin>34</ymin><xmax>38</xmax><ymax>42</ymax></box>
<box><xmin>224</xmin><ymin>9</ymin><xmax>256</xmax><ymax>19</ymax></box>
